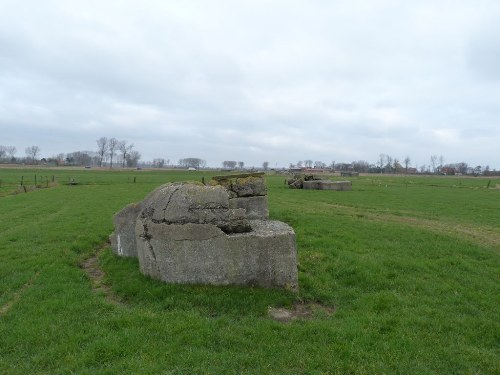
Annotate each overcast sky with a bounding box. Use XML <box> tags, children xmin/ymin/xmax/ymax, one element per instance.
<box><xmin>1</xmin><ymin>0</ymin><xmax>499</xmax><ymax>169</ymax></box>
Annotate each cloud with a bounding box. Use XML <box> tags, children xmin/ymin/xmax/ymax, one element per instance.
<box><xmin>0</xmin><ymin>0</ymin><xmax>499</xmax><ymax>168</ymax></box>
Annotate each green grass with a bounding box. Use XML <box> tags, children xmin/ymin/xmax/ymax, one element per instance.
<box><xmin>1</xmin><ymin>168</ymin><xmax>499</xmax><ymax>374</ymax></box>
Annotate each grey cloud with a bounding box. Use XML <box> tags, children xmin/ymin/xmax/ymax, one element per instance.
<box><xmin>0</xmin><ymin>0</ymin><xmax>499</xmax><ymax>168</ymax></box>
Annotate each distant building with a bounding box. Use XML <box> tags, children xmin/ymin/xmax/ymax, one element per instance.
<box><xmin>441</xmin><ymin>167</ymin><xmax>456</xmax><ymax>175</ymax></box>
<box><xmin>406</xmin><ymin>167</ymin><xmax>417</xmax><ymax>174</ymax></box>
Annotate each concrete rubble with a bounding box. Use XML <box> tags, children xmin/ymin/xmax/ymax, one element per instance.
<box><xmin>110</xmin><ymin>174</ymin><xmax>298</xmax><ymax>290</ymax></box>
<box><xmin>302</xmin><ymin>180</ymin><xmax>352</xmax><ymax>191</ymax></box>
<box><xmin>287</xmin><ymin>174</ymin><xmax>352</xmax><ymax>191</ymax></box>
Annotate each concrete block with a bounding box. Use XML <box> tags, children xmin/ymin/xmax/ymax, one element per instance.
<box><xmin>136</xmin><ymin>219</ymin><xmax>297</xmax><ymax>289</ymax></box>
<box><xmin>110</xmin><ymin>202</ymin><xmax>143</xmax><ymax>257</ymax></box>
<box><xmin>229</xmin><ymin>196</ymin><xmax>269</xmax><ymax>220</ymax></box>
<box><xmin>303</xmin><ymin>180</ymin><xmax>352</xmax><ymax>191</ymax></box>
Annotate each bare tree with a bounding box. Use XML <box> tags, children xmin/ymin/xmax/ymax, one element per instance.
<box><xmin>55</xmin><ymin>153</ymin><xmax>65</xmax><ymax>164</ymax></box>
<box><xmin>314</xmin><ymin>161</ymin><xmax>326</xmax><ymax>168</ymax></box>
<box><xmin>222</xmin><ymin>161</ymin><xmax>237</xmax><ymax>169</ymax></box>
<box><xmin>96</xmin><ymin>137</ymin><xmax>108</xmax><ymax>167</ymax></box>
<box><xmin>297</xmin><ymin>161</ymin><xmax>303</xmax><ymax>168</ymax></box>
<box><xmin>438</xmin><ymin>155</ymin><xmax>445</xmax><ymax>174</ymax></box>
<box><xmin>378</xmin><ymin>154</ymin><xmax>385</xmax><ymax>172</ymax></box>
<box><xmin>455</xmin><ymin>162</ymin><xmax>468</xmax><ymax>174</ymax></box>
<box><xmin>25</xmin><ymin>146</ymin><xmax>41</xmax><ymax>164</ymax></box>
<box><xmin>430</xmin><ymin>155</ymin><xmax>438</xmax><ymax>173</ymax></box>
<box><xmin>152</xmin><ymin>158</ymin><xmax>165</xmax><ymax>168</ymax></box>
<box><xmin>126</xmin><ymin>150</ymin><xmax>141</xmax><ymax>167</ymax></box>
<box><xmin>0</xmin><ymin>145</ymin><xmax>6</xmax><ymax>159</ymax></box>
<box><xmin>304</xmin><ymin>160</ymin><xmax>313</xmax><ymax>168</ymax></box>
<box><xmin>6</xmin><ymin>146</ymin><xmax>16</xmax><ymax>160</ymax></box>
<box><xmin>393</xmin><ymin>158</ymin><xmax>402</xmax><ymax>173</ymax></box>
<box><xmin>352</xmin><ymin>160</ymin><xmax>370</xmax><ymax>173</ymax></box>
<box><xmin>238</xmin><ymin>161</ymin><xmax>244</xmax><ymax>170</ymax></box>
<box><xmin>404</xmin><ymin>156</ymin><xmax>411</xmax><ymax>173</ymax></box>
<box><xmin>385</xmin><ymin>155</ymin><xmax>393</xmax><ymax>173</ymax></box>
<box><xmin>262</xmin><ymin>161</ymin><xmax>269</xmax><ymax>171</ymax></box>
<box><xmin>178</xmin><ymin>158</ymin><xmax>206</xmax><ymax>169</ymax></box>
<box><xmin>108</xmin><ymin>137</ymin><xmax>119</xmax><ymax>168</ymax></box>
<box><xmin>118</xmin><ymin>141</ymin><xmax>134</xmax><ymax>168</ymax></box>
<box><xmin>66</xmin><ymin>151</ymin><xmax>92</xmax><ymax>166</ymax></box>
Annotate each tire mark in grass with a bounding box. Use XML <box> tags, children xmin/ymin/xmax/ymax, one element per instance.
<box><xmin>0</xmin><ymin>271</ymin><xmax>40</xmax><ymax>317</ymax></box>
<box><xmin>80</xmin><ymin>247</ymin><xmax>126</xmax><ymax>307</ymax></box>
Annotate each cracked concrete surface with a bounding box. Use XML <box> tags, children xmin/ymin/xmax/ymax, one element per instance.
<box><xmin>111</xmin><ymin>179</ymin><xmax>298</xmax><ymax>289</ymax></box>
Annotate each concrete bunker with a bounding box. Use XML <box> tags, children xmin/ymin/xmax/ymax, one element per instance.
<box><xmin>110</xmin><ymin>174</ymin><xmax>298</xmax><ymax>290</ymax></box>
<box><xmin>287</xmin><ymin>174</ymin><xmax>352</xmax><ymax>191</ymax></box>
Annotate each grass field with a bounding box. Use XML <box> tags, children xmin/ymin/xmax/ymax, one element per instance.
<box><xmin>1</xmin><ymin>168</ymin><xmax>499</xmax><ymax>374</ymax></box>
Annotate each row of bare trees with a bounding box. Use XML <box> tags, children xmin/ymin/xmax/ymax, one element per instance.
<box><xmin>95</xmin><ymin>137</ymin><xmax>141</xmax><ymax>168</ymax></box>
<box><xmin>0</xmin><ymin>145</ymin><xmax>17</xmax><ymax>161</ymax></box>
<box><xmin>222</xmin><ymin>161</ymin><xmax>245</xmax><ymax>169</ymax></box>
<box><xmin>0</xmin><ymin>145</ymin><xmax>43</xmax><ymax>165</ymax></box>
<box><xmin>2</xmin><ymin>141</ymin><xmax>497</xmax><ymax>175</ymax></box>
<box><xmin>178</xmin><ymin>158</ymin><xmax>206</xmax><ymax>169</ymax></box>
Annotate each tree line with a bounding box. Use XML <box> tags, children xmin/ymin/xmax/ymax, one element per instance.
<box><xmin>0</xmin><ymin>138</ymin><xmax>141</xmax><ymax>168</ymax></box>
<box><xmin>0</xmin><ymin>143</ymin><xmax>498</xmax><ymax>175</ymax></box>
<box><xmin>94</xmin><ymin>137</ymin><xmax>141</xmax><ymax>168</ymax></box>
<box><xmin>289</xmin><ymin>154</ymin><xmax>497</xmax><ymax>176</ymax></box>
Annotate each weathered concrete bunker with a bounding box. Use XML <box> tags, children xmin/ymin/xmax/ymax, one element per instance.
<box><xmin>302</xmin><ymin>180</ymin><xmax>352</xmax><ymax>191</ymax></box>
<box><xmin>288</xmin><ymin>174</ymin><xmax>352</xmax><ymax>191</ymax></box>
<box><xmin>110</xmin><ymin>174</ymin><xmax>298</xmax><ymax>290</ymax></box>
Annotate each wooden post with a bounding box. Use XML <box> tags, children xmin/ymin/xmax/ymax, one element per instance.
<box><xmin>21</xmin><ymin>176</ymin><xmax>24</xmax><ymax>186</ymax></box>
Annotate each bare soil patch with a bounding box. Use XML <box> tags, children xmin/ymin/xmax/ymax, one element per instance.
<box><xmin>80</xmin><ymin>251</ymin><xmax>125</xmax><ymax>306</ymax></box>
<box><xmin>268</xmin><ymin>302</ymin><xmax>335</xmax><ymax>323</ymax></box>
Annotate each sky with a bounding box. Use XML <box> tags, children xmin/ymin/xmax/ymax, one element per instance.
<box><xmin>1</xmin><ymin>0</ymin><xmax>499</xmax><ymax>169</ymax></box>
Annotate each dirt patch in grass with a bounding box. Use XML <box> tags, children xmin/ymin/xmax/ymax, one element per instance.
<box><xmin>0</xmin><ymin>272</ymin><xmax>40</xmax><ymax>316</ymax></box>
<box><xmin>268</xmin><ymin>302</ymin><xmax>335</xmax><ymax>323</ymax></box>
<box><xmin>80</xmin><ymin>251</ymin><xmax>125</xmax><ymax>306</ymax></box>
